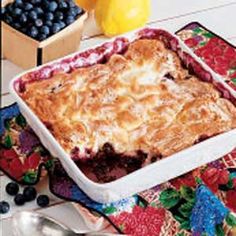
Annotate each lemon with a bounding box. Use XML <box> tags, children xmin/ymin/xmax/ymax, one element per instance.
<box><xmin>95</xmin><ymin>0</ymin><xmax>150</xmax><ymax>36</ymax></box>
<box><xmin>75</xmin><ymin>0</ymin><xmax>97</xmax><ymax>11</ymax></box>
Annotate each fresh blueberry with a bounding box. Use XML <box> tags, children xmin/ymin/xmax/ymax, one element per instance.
<box><xmin>23</xmin><ymin>186</ymin><xmax>37</xmax><ymax>201</ymax></box>
<box><xmin>34</xmin><ymin>7</ymin><xmax>44</xmax><ymax>15</ymax></box>
<box><xmin>45</xmin><ymin>12</ymin><xmax>54</xmax><ymax>21</ymax></box>
<box><xmin>12</xmin><ymin>8</ymin><xmax>22</xmax><ymax>17</ymax></box>
<box><xmin>19</xmin><ymin>14</ymin><xmax>28</xmax><ymax>24</ymax></box>
<box><xmin>59</xmin><ymin>21</ymin><xmax>66</xmax><ymax>29</ymax></box>
<box><xmin>51</xmin><ymin>23</ymin><xmax>61</xmax><ymax>34</ymax></box>
<box><xmin>6</xmin><ymin>3</ymin><xmax>14</xmax><ymax>13</ymax></box>
<box><xmin>37</xmin><ymin>195</ymin><xmax>49</xmax><ymax>207</ymax></box>
<box><xmin>14</xmin><ymin>0</ymin><xmax>23</xmax><ymax>7</ymax></box>
<box><xmin>0</xmin><ymin>201</ymin><xmax>10</xmax><ymax>214</ymax></box>
<box><xmin>35</xmin><ymin>19</ymin><xmax>43</xmax><ymax>27</ymax></box>
<box><xmin>38</xmin><ymin>33</ymin><xmax>47</xmax><ymax>41</ymax></box>
<box><xmin>58</xmin><ymin>1</ymin><xmax>68</xmax><ymax>10</ymax></box>
<box><xmin>13</xmin><ymin>22</ymin><xmax>21</xmax><ymax>30</ymax></box>
<box><xmin>28</xmin><ymin>10</ymin><xmax>37</xmax><ymax>20</ymax></box>
<box><xmin>14</xmin><ymin>194</ymin><xmax>25</xmax><ymax>206</ymax></box>
<box><xmin>28</xmin><ymin>26</ymin><xmax>38</xmax><ymax>38</ymax></box>
<box><xmin>24</xmin><ymin>3</ymin><xmax>33</xmax><ymax>11</ymax></box>
<box><xmin>45</xmin><ymin>20</ymin><xmax>52</xmax><ymax>27</ymax></box>
<box><xmin>48</xmin><ymin>1</ymin><xmax>58</xmax><ymax>12</ymax></box>
<box><xmin>1</xmin><ymin>7</ymin><xmax>6</xmax><ymax>16</ymax></box>
<box><xmin>5</xmin><ymin>15</ymin><xmax>13</xmax><ymax>25</ymax></box>
<box><xmin>54</xmin><ymin>11</ymin><xmax>64</xmax><ymax>21</ymax></box>
<box><xmin>65</xmin><ymin>15</ymin><xmax>75</xmax><ymax>25</ymax></box>
<box><xmin>30</xmin><ymin>0</ymin><xmax>41</xmax><ymax>5</ymax></box>
<box><xmin>6</xmin><ymin>182</ymin><xmax>19</xmax><ymax>196</ymax></box>
<box><xmin>67</xmin><ymin>8</ymin><xmax>77</xmax><ymax>17</ymax></box>
<box><xmin>20</xmin><ymin>27</ymin><xmax>27</xmax><ymax>33</ymax></box>
<box><xmin>67</xmin><ymin>0</ymin><xmax>76</xmax><ymax>8</ymax></box>
<box><xmin>40</xmin><ymin>25</ymin><xmax>50</xmax><ymax>35</ymax></box>
<box><xmin>73</xmin><ymin>6</ymin><xmax>82</xmax><ymax>15</ymax></box>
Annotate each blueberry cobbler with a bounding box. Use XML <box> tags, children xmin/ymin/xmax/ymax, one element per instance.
<box><xmin>19</xmin><ymin>39</ymin><xmax>236</xmax><ymax>182</ymax></box>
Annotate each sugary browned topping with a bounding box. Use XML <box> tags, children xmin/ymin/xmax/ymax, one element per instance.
<box><xmin>21</xmin><ymin>39</ymin><xmax>236</xmax><ymax>158</ymax></box>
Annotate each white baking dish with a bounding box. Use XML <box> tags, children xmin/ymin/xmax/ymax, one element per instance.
<box><xmin>9</xmin><ymin>28</ymin><xmax>236</xmax><ymax>203</ymax></box>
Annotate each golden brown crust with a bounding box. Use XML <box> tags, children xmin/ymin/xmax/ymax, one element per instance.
<box><xmin>21</xmin><ymin>39</ymin><xmax>236</xmax><ymax>157</ymax></box>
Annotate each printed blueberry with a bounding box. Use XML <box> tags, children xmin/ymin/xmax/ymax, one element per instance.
<box><xmin>28</xmin><ymin>26</ymin><xmax>38</xmax><ymax>38</ymax></box>
<box><xmin>13</xmin><ymin>22</ymin><xmax>21</xmax><ymax>30</ymax></box>
<box><xmin>65</xmin><ymin>15</ymin><xmax>75</xmax><ymax>25</ymax></box>
<box><xmin>6</xmin><ymin>182</ymin><xmax>19</xmax><ymax>196</ymax></box>
<box><xmin>51</xmin><ymin>23</ymin><xmax>61</xmax><ymax>34</ymax></box>
<box><xmin>28</xmin><ymin>10</ymin><xmax>37</xmax><ymax>20</ymax></box>
<box><xmin>19</xmin><ymin>14</ymin><xmax>28</xmax><ymax>24</ymax></box>
<box><xmin>40</xmin><ymin>25</ymin><xmax>50</xmax><ymax>35</ymax></box>
<box><xmin>0</xmin><ymin>201</ymin><xmax>10</xmax><ymax>214</ymax></box>
<box><xmin>23</xmin><ymin>186</ymin><xmax>37</xmax><ymax>201</ymax></box>
<box><xmin>48</xmin><ymin>1</ymin><xmax>58</xmax><ymax>12</ymax></box>
<box><xmin>14</xmin><ymin>194</ymin><xmax>25</xmax><ymax>206</ymax></box>
<box><xmin>35</xmin><ymin>19</ymin><xmax>43</xmax><ymax>27</ymax></box>
<box><xmin>54</xmin><ymin>11</ymin><xmax>64</xmax><ymax>20</ymax></box>
<box><xmin>24</xmin><ymin>3</ymin><xmax>33</xmax><ymax>11</ymax></box>
<box><xmin>45</xmin><ymin>12</ymin><xmax>54</xmax><ymax>21</ymax></box>
<box><xmin>37</xmin><ymin>195</ymin><xmax>49</xmax><ymax>207</ymax></box>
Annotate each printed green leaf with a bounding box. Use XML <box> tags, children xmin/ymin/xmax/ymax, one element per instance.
<box><xmin>203</xmin><ymin>32</ymin><xmax>214</xmax><ymax>38</ymax></box>
<box><xmin>23</xmin><ymin>171</ymin><xmax>37</xmax><ymax>183</ymax></box>
<box><xmin>193</xmin><ymin>27</ymin><xmax>203</xmax><ymax>33</ymax></box>
<box><xmin>180</xmin><ymin>220</ymin><xmax>191</xmax><ymax>230</ymax></box>
<box><xmin>232</xmin><ymin>78</ymin><xmax>236</xmax><ymax>85</ymax></box>
<box><xmin>4</xmin><ymin>135</ymin><xmax>12</xmax><ymax>148</ymax></box>
<box><xmin>216</xmin><ymin>224</ymin><xmax>225</xmax><ymax>236</ymax></box>
<box><xmin>176</xmin><ymin>233</ymin><xmax>185</xmax><ymax>236</ymax></box>
<box><xmin>15</xmin><ymin>114</ymin><xmax>27</xmax><ymax>128</ymax></box>
<box><xmin>180</xmin><ymin>186</ymin><xmax>195</xmax><ymax>203</ymax></box>
<box><xmin>199</xmin><ymin>41</ymin><xmax>206</xmax><ymax>46</ymax></box>
<box><xmin>178</xmin><ymin>202</ymin><xmax>194</xmax><ymax>218</ymax></box>
<box><xmin>226</xmin><ymin>178</ymin><xmax>234</xmax><ymax>189</ymax></box>
<box><xmin>195</xmin><ymin>177</ymin><xmax>202</xmax><ymax>184</ymax></box>
<box><xmin>226</xmin><ymin>213</ymin><xmax>236</xmax><ymax>227</ymax></box>
<box><xmin>159</xmin><ymin>188</ymin><xmax>180</xmax><ymax>209</ymax></box>
<box><xmin>45</xmin><ymin>159</ymin><xmax>53</xmax><ymax>169</ymax></box>
<box><xmin>4</xmin><ymin>119</ymin><xmax>11</xmax><ymax>131</ymax></box>
<box><xmin>173</xmin><ymin>214</ymin><xmax>187</xmax><ymax>224</ymax></box>
<box><xmin>103</xmin><ymin>206</ymin><xmax>117</xmax><ymax>215</ymax></box>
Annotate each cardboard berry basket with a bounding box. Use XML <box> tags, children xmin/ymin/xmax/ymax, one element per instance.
<box><xmin>10</xmin><ymin>27</ymin><xmax>236</xmax><ymax>203</ymax></box>
<box><xmin>1</xmin><ymin>0</ymin><xmax>87</xmax><ymax>69</ymax></box>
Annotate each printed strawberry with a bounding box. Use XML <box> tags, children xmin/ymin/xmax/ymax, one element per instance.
<box><xmin>110</xmin><ymin>206</ymin><xmax>165</xmax><ymax>236</ymax></box>
<box><xmin>226</xmin><ymin>190</ymin><xmax>236</xmax><ymax>212</ymax></box>
<box><xmin>0</xmin><ymin>159</ymin><xmax>9</xmax><ymax>169</ymax></box>
<box><xmin>233</xmin><ymin>179</ymin><xmax>236</xmax><ymax>188</ymax></box>
<box><xmin>2</xmin><ymin>149</ymin><xmax>18</xmax><ymax>160</ymax></box>
<box><xmin>9</xmin><ymin>159</ymin><xmax>24</xmax><ymax>179</ymax></box>
<box><xmin>217</xmin><ymin>170</ymin><xmax>229</xmax><ymax>185</ymax></box>
<box><xmin>229</xmin><ymin>71</ymin><xmax>236</xmax><ymax>79</ymax></box>
<box><xmin>224</xmin><ymin>46</ymin><xmax>236</xmax><ymax>58</ymax></box>
<box><xmin>26</xmin><ymin>152</ymin><xmax>41</xmax><ymax>169</ymax></box>
<box><xmin>201</xmin><ymin>167</ymin><xmax>219</xmax><ymax>192</ymax></box>
<box><xmin>185</xmin><ymin>38</ymin><xmax>198</xmax><ymax>48</ymax></box>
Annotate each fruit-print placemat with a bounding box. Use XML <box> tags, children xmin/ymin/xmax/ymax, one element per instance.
<box><xmin>1</xmin><ymin>22</ymin><xmax>236</xmax><ymax>235</ymax></box>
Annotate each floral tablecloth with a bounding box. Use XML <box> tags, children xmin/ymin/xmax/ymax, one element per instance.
<box><xmin>1</xmin><ymin>22</ymin><xmax>236</xmax><ymax>235</ymax></box>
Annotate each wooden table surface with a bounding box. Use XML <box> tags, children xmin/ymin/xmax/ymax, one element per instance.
<box><xmin>1</xmin><ymin>1</ymin><xmax>236</xmax><ymax>235</ymax></box>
